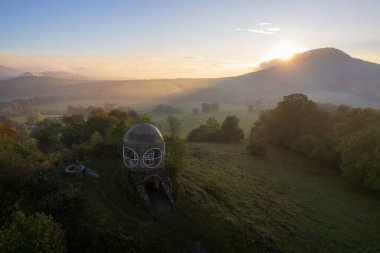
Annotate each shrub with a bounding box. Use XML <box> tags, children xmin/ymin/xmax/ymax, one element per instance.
<box><xmin>338</xmin><ymin>127</ymin><xmax>380</xmax><ymax>192</ymax></box>
<box><xmin>0</xmin><ymin>211</ymin><xmax>66</xmax><ymax>253</ymax></box>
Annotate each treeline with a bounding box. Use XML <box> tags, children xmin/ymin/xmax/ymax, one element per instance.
<box><xmin>191</xmin><ymin>102</ymin><xmax>220</xmax><ymax>115</ymax></box>
<box><xmin>66</xmin><ymin>103</ymin><xmax>136</xmax><ymax>118</ymax></box>
<box><xmin>187</xmin><ymin>116</ymin><xmax>244</xmax><ymax>142</ymax></box>
<box><xmin>249</xmin><ymin>93</ymin><xmax>380</xmax><ymax>193</ymax></box>
<box><xmin>0</xmin><ymin>96</ymin><xmax>68</xmax><ymax>117</ymax></box>
<box><xmin>153</xmin><ymin>104</ymin><xmax>181</xmax><ymax>114</ymax></box>
<box><xmin>33</xmin><ymin>107</ymin><xmax>149</xmax><ymax>158</ymax></box>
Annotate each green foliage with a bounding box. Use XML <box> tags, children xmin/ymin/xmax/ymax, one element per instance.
<box><xmin>166</xmin><ymin>115</ymin><xmax>182</xmax><ymax>135</ymax></box>
<box><xmin>164</xmin><ymin>135</ymin><xmax>186</xmax><ymax>176</ymax></box>
<box><xmin>0</xmin><ymin>211</ymin><xmax>66</xmax><ymax>253</ymax></box>
<box><xmin>187</xmin><ymin>117</ymin><xmax>221</xmax><ymax>142</ymax></box>
<box><xmin>251</xmin><ymin>93</ymin><xmax>339</xmax><ymax>165</ymax></box>
<box><xmin>219</xmin><ymin>115</ymin><xmax>244</xmax><ymax>142</ymax></box>
<box><xmin>253</xmin><ymin>93</ymin><xmax>331</xmax><ymax>146</ymax></box>
<box><xmin>338</xmin><ymin>127</ymin><xmax>380</xmax><ymax>192</ymax></box>
<box><xmin>32</xmin><ymin>118</ymin><xmax>63</xmax><ymax>153</ymax></box>
<box><xmin>61</xmin><ymin>114</ymin><xmax>86</xmax><ymax>147</ymax></box>
<box><xmin>188</xmin><ymin>116</ymin><xmax>244</xmax><ymax>142</ymax></box>
<box><xmin>334</xmin><ymin>108</ymin><xmax>380</xmax><ymax>137</ymax></box>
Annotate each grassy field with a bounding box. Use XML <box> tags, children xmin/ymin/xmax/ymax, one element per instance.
<box><xmin>150</xmin><ymin>102</ymin><xmax>258</xmax><ymax>138</ymax></box>
<box><xmin>78</xmin><ymin>141</ymin><xmax>380</xmax><ymax>252</ymax></box>
<box><xmin>175</xmin><ymin>142</ymin><xmax>380</xmax><ymax>253</ymax></box>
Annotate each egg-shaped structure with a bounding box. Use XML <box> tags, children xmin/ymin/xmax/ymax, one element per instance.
<box><xmin>122</xmin><ymin>123</ymin><xmax>175</xmax><ymax>216</ymax></box>
<box><xmin>123</xmin><ymin>123</ymin><xmax>165</xmax><ymax>171</ymax></box>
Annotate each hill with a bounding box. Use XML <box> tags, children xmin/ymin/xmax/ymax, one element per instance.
<box><xmin>180</xmin><ymin>48</ymin><xmax>380</xmax><ymax>108</ymax></box>
<box><xmin>0</xmin><ymin>76</ymin><xmax>89</xmax><ymax>101</ymax></box>
<box><xmin>0</xmin><ymin>65</ymin><xmax>24</xmax><ymax>80</ymax></box>
<box><xmin>1</xmin><ymin>48</ymin><xmax>380</xmax><ymax>108</ymax></box>
<box><xmin>0</xmin><ymin>76</ymin><xmax>219</xmax><ymax>103</ymax></box>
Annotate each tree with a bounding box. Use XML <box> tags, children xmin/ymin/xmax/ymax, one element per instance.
<box><xmin>210</xmin><ymin>102</ymin><xmax>220</xmax><ymax>112</ymax></box>
<box><xmin>201</xmin><ymin>103</ymin><xmax>211</xmax><ymax>113</ymax></box>
<box><xmin>26</xmin><ymin>110</ymin><xmax>43</xmax><ymax>126</ymax></box>
<box><xmin>334</xmin><ymin>108</ymin><xmax>380</xmax><ymax>138</ymax></box>
<box><xmin>219</xmin><ymin>115</ymin><xmax>244</xmax><ymax>142</ymax></box>
<box><xmin>192</xmin><ymin>108</ymin><xmax>199</xmax><ymax>115</ymax></box>
<box><xmin>61</xmin><ymin>114</ymin><xmax>86</xmax><ymax>147</ymax></box>
<box><xmin>0</xmin><ymin>211</ymin><xmax>66</xmax><ymax>253</ymax></box>
<box><xmin>248</xmin><ymin>104</ymin><xmax>255</xmax><ymax>113</ymax></box>
<box><xmin>166</xmin><ymin>115</ymin><xmax>182</xmax><ymax>136</ymax></box>
<box><xmin>338</xmin><ymin>127</ymin><xmax>380</xmax><ymax>192</ymax></box>
<box><xmin>32</xmin><ymin>118</ymin><xmax>62</xmax><ymax>153</ymax></box>
<box><xmin>253</xmin><ymin>93</ymin><xmax>330</xmax><ymax>146</ymax></box>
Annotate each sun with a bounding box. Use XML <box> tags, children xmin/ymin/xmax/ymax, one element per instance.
<box><xmin>264</xmin><ymin>41</ymin><xmax>308</xmax><ymax>61</ymax></box>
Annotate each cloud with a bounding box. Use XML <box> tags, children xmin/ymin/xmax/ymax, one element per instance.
<box><xmin>233</xmin><ymin>23</ymin><xmax>282</xmax><ymax>35</ymax></box>
<box><xmin>258</xmin><ymin>22</ymin><xmax>272</xmax><ymax>26</ymax></box>
<box><xmin>265</xmin><ymin>27</ymin><xmax>282</xmax><ymax>32</ymax></box>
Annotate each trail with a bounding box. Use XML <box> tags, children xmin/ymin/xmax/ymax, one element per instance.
<box><xmin>86</xmin><ymin>167</ymin><xmax>209</xmax><ymax>253</ymax></box>
<box><xmin>86</xmin><ymin>167</ymin><xmax>153</xmax><ymax>226</ymax></box>
<box><xmin>146</xmin><ymin>183</ymin><xmax>209</xmax><ymax>253</ymax></box>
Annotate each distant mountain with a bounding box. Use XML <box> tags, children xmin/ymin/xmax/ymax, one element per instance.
<box><xmin>0</xmin><ymin>75</ymin><xmax>217</xmax><ymax>102</ymax></box>
<box><xmin>181</xmin><ymin>48</ymin><xmax>380</xmax><ymax>108</ymax></box>
<box><xmin>40</xmin><ymin>71</ymin><xmax>96</xmax><ymax>80</ymax></box>
<box><xmin>1</xmin><ymin>48</ymin><xmax>380</xmax><ymax>108</ymax></box>
<box><xmin>0</xmin><ymin>65</ymin><xmax>24</xmax><ymax>80</ymax></box>
<box><xmin>0</xmin><ymin>76</ymin><xmax>88</xmax><ymax>101</ymax></box>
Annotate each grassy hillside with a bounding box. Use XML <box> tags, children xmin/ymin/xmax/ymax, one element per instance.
<box><xmin>176</xmin><ymin>142</ymin><xmax>380</xmax><ymax>252</ymax></box>
<box><xmin>81</xmin><ymin>141</ymin><xmax>380</xmax><ymax>252</ymax></box>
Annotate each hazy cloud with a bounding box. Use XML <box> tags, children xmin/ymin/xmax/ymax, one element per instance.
<box><xmin>233</xmin><ymin>23</ymin><xmax>282</xmax><ymax>35</ymax></box>
<box><xmin>258</xmin><ymin>22</ymin><xmax>272</xmax><ymax>26</ymax></box>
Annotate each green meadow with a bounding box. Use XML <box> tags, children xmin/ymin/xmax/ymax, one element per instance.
<box><xmin>82</xmin><ymin>141</ymin><xmax>380</xmax><ymax>252</ymax></box>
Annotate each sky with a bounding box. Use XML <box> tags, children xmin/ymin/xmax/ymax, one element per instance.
<box><xmin>0</xmin><ymin>0</ymin><xmax>380</xmax><ymax>79</ymax></box>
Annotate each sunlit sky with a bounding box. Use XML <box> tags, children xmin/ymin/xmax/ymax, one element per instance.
<box><xmin>1</xmin><ymin>0</ymin><xmax>380</xmax><ymax>79</ymax></box>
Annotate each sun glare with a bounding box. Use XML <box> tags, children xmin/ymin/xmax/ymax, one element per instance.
<box><xmin>264</xmin><ymin>41</ymin><xmax>308</xmax><ymax>61</ymax></box>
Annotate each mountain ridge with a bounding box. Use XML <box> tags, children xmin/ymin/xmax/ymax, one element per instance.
<box><xmin>1</xmin><ymin>47</ymin><xmax>380</xmax><ymax>108</ymax></box>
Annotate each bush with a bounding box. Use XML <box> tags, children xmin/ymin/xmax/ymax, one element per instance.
<box><xmin>0</xmin><ymin>211</ymin><xmax>66</xmax><ymax>253</ymax></box>
<box><xmin>338</xmin><ymin>127</ymin><xmax>380</xmax><ymax>192</ymax></box>
<box><xmin>187</xmin><ymin>116</ymin><xmax>245</xmax><ymax>142</ymax></box>
<box><xmin>219</xmin><ymin>116</ymin><xmax>244</xmax><ymax>142</ymax></box>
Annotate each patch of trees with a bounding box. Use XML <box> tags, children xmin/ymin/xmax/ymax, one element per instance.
<box><xmin>0</xmin><ymin>122</ymin><xmax>140</xmax><ymax>252</ymax></box>
<box><xmin>250</xmin><ymin>93</ymin><xmax>380</xmax><ymax>192</ymax></box>
<box><xmin>201</xmin><ymin>102</ymin><xmax>220</xmax><ymax>113</ymax></box>
<box><xmin>153</xmin><ymin>104</ymin><xmax>181</xmax><ymax>114</ymax></box>
<box><xmin>192</xmin><ymin>108</ymin><xmax>199</xmax><ymax>114</ymax></box>
<box><xmin>0</xmin><ymin>96</ymin><xmax>65</xmax><ymax>117</ymax></box>
<box><xmin>187</xmin><ymin>116</ymin><xmax>244</xmax><ymax>142</ymax></box>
